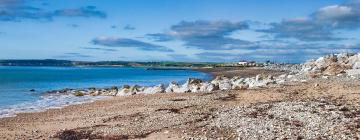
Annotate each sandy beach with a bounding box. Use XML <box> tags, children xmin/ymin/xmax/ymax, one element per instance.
<box><xmin>1</xmin><ymin>66</ymin><xmax>359</xmax><ymax>139</ymax></box>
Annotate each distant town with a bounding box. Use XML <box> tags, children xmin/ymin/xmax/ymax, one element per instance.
<box><xmin>0</xmin><ymin>59</ymin><xmax>278</xmax><ymax>68</ymax></box>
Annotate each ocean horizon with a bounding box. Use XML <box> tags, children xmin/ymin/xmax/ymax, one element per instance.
<box><xmin>0</xmin><ymin>66</ymin><xmax>210</xmax><ymax>118</ymax></box>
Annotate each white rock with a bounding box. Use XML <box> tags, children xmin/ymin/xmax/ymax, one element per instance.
<box><xmin>287</xmin><ymin>75</ymin><xmax>294</xmax><ymax>79</ymax></box>
<box><xmin>165</xmin><ymin>82</ymin><xmax>180</xmax><ymax>93</ymax></box>
<box><xmin>116</xmin><ymin>87</ymin><xmax>132</xmax><ymax>96</ymax></box>
<box><xmin>142</xmin><ymin>84</ymin><xmax>164</xmax><ymax>94</ymax></box>
<box><xmin>353</xmin><ymin>62</ymin><xmax>360</xmax><ymax>69</ymax></box>
<box><xmin>348</xmin><ymin>53</ymin><xmax>360</xmax><ymax>66</ymax></box>
<box><xmin>346</xmin><ymin>69</ymin><xmax>360</xmax><ymax>77</ymax></box>
<box><xmin>165</xmin><ymin>81</ymin><xmax>189</xmax><ymax>93</ymax></box>
<box><xmin>199</xmin><ymin>82</ymin><xmax>217</xmax><ymax>93</ymax></box>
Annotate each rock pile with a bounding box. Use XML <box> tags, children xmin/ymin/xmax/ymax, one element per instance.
<box><xmin>45</xmin><ymin>75</ymin><xmax>278</xmax><ymax>97</ymax></box>
<box><xmin>300</xmin><ymin>53</ymin><xmax>360</xmax><ymax>77</ymax></box>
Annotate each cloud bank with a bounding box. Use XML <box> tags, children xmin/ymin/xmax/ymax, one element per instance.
<box><xmin>0</xmin><ymin>3</ymin><xmax>107</xmax><ymax>22</ymax></box>
<box><xmin>92</xmin><ymin>37</ymin><xmax>174</xmax><ymax>52</ymax></box>
<box><xmin>148</xmin><ymin>20</ymin><xmax>252</xmax><ymax>50</ymax></box>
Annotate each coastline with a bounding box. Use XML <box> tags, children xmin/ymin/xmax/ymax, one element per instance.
<box><xmin>1</xmin><ymin>64</ymin><xmax>360</xmax><ymax>139</ymax></box>
<box><xmin>0</xmin><ymin>66</ymin><xmax>209</xmax><ymax>118</ymax></box>
<box><xmin>1</xmin><ymin>77</ymin><xmax>359</xmax><ymax>139</ymax></box>
<box><xmin>0</xmin><ymin>67</ymin><xmax>281</xmax><ymax>137</ymax></box>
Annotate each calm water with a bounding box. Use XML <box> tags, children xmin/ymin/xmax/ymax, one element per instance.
<box><xmin>0</xmin><ymin>66</ymin><xmax>209</xmax><ymax>117</ymax></box>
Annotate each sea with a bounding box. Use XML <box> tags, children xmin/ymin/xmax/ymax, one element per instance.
<box><xmin>0</xmin><ymin>66</ymin><xmax>210</xmax><ymax>118</ymax></box>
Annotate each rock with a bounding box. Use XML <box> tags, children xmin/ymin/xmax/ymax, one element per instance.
<box><xmin>211</xmin><ymin>76</ymin><xmax>232</xmax><ymax>91</ymax></box>
<box><xmin>314</xmin><ymin>83</ymin><xmax>319</xmax><ymax>87</ymax></box>
<box><xmin>232</xmin><ymin>83</ymin><xmax>249</xmax><ymax>90</ymax></box>
<box><xmin>165</xmin><ymin>81</ymin><xmax>189</xmax><ymax>93</ymax></box>
<box><xmin>346</xmin><ymin>69</ymin><xmax>360</xmax><ymax>77</ymax></box>
<box><xmin>165</xmin><ymin>82</ymin><xmax>180</xmax><ymax>93</ymax></box>
<box><xmin>142</xmin><ymin>84</ymin><xmax>164</xmax><ymax>94</ymax></box>
<box><xmin>129</xmin><ymin>85</ymin><xmax>143</xmax><ymax>94</ymax></box>
<box><xmin>287</xmin><ymin>75</ymin><xmax>294</xmax><ymax>79</ymax></box>
<box><xmin>73</xmin><ymin>91</ymin><xmax>84</xmax><ymax>97</ymax></box>
<box><xmin>348</xmin><ymin>53</ymin><xmax>360</xmax><ymax>66</ymax></box>
<box><xmin>186</xmin><ymin>78</ymin><xmax>203</xmax><ymax>85</ymax></box>
<box><xmin>116</xmin><ymin>85</ymin><xmax>132</xmax><ymax>96</ymax></box>
<box><xmin>185</xmin><ymin>78</ymin><xmax>203</xmax><ymax>93</ymax></box>
<box><xmin>231</xmin><ymin>77</ymin><xmax>248</xmax><ymax>90</ymax></box>
<box><xmin>219</xmin><ymin>80</ymin><xmax>232</xmax><ymax>91</ymax></box>
<box><xmin>336</xmin><ymin>53</ymin><xmax>351</xmax><ymax>64</ymax></box>
<box><xmin>29</xmin><ymin>89</ymin><xmax>36</xmax><ymax>92</ymax></box>
<box><xmin>199</xmin><ymin>82</ymin><xmax>217</xmax><ymax>93</ymax></box>
<box><xmin>352</xmin><ymin>62</ymin><xmax>360</xmax><ymax>69</ymax></box>
<box><xmin>323</xmin><ymin>64</ymin><xmax>347</xmax><ymax>76</ymax></box>
<box><xmin>255</xmin><ymin>74</ymin><xmax>262</xmax><ymax>81</ymax></box>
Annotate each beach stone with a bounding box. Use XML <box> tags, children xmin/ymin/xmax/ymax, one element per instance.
<box><xmin>232</xmin><ymin>83</ymin><xmax>249</xmax><ymax>90</ymax></box>
<box><xmin>165</xmin><ymin>82</ymin><xmax>189</xmax><ymax>93</ymax></box>
<box><xmin>199</xmin><ymin>82</ymin><xmax>217</xmax><ymax>93</ymax></box>
<box><xmin>348</xmin><ymin>53</ymin><xmax>360</xmax><ymax>66</ymax></box>
<box><xmin>219</xmin><ymin>80</ymin><xmax>232</xmax><ymax>91</ymax></box>
<box><xmin>165</xmin><ymin>82</ymin><xmax>180</xmax><ymax>93</ymax></box>
<box><xmin>211</xmin><ymin>76</ymin><xmax>232</xmax><ymax>91</ymax></box>
<box><xmin>116</xmin><ymin>85</ymin><xmax>132</xmax><ymax>96</ymax></box>
<box><xmin>185</xmin><ymin>78</ymin><xmax>203</xmax><ymax>93</ymax></box>
<box><xmin>129</xmin><ymin>85</ymin><xmax>143</xmax><ymax>94</ymax></box>
<box><xmin>99</xmin><ymin>87</ymin><xmax>118</xmax><ymax>96</ymax></box>
<box><xmin>255</xmin><ymin>74</ymin><xmax>262</xmax><ymax>81</ymax></box>
<box><xmin>231</xmin><ymin>77</ymin><xmax>248</xmax><ymax>90</ymax></box>
<box><xmin>346</xmin><ymin>69</ymin><xmax>360</xmax><ymax>77</ymax></box>
<box><xmin>142</xmin><ymin>84</ymin><xmax>164</xmax><ymax>94</ymax></box>
<box><xmin>186</xmin><ymin>78</ymin><xmax>203</xmax><ymax>85</ymax></box>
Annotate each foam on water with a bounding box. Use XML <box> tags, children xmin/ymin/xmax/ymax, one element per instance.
<box><xmin>0</xmin><ymin>94</ymin><xmax>106</xmax><ymax>118</ymax></box>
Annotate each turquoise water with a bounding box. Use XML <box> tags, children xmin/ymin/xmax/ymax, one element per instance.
<box><xmin>0</xmin><ymin>66</ymin><xmax>209</xmax><ymax>117</ymax></box>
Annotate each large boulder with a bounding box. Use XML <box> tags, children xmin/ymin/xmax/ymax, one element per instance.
<box><xmin>300</xmin><ymin>53</ymin><xmax>356</xmax><ymax>77</ymax></box>
<box><xmin>199</xmin><ymin>82</ymin><xmax>218</xmax><ymax>93</ymax></box>
<box><xmin>231</xmin><ymin>77</ymin><xmax>248</xmax><ymax>90</ymax></box>
<box><xmin>101</xmin><ymin>87</ymin><xmax>118</xmax><ymax>96</ymax></box>
<box><xmin>323</xmin><ymin>64</ymin><xmax>348</xmax><ymax>76</ymax></box>
<box><xmin>165</xmin><ymin>81</ymin><xmax>189</xmax><ymax>93</ymax></box>
<box><xmin>211</xmin><ymin>76</ymin><xmax>232</xmax><ymax>91</ymax></box>
<box><xmin>142</xmin><ymin>84</ymin><xmax>164</xmax><ymax>94</ymax></box>
<box><xmin>348</xmin><ymin>53</ymin><xmax>360</xmax><ymax>69</ymax></box>
<box><xmin>116</xmin><ymin>85</ymin><xmax>133</xmax><ymax>96</ymax></box>
<box><xmin>185</xmin><ymin>78</ymin><xmax>203</xmax><ymax>93</ymax></box>
<box><xmin>336</xmin><ymin>53</ymin><xmax>351</xmax><ymax>64</ymax></box>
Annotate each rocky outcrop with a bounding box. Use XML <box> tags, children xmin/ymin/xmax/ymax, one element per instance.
<box><xmin>211</xmin><ymin>76</ymin><xmax>232</xmax><ymax>91</ymax></box>
<box><xmin>199</xmin><ymin>82</ymin><xmax>217</xmax><ymax>93</ymax></box>
<box><xmin>142</xmin><ymin>84</ymin><xmax>164</xmax><ymax>94</ymax></box>
<box><xmin>300</xmin><ymin>53</ymin><xmax>357</xmax><ymax>77</ymax></box>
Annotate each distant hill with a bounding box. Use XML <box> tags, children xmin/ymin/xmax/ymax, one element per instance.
<box><xmin>0</xmin><ymin>59</ymin><xmax>218</xmax><ymax>67</ymax></box>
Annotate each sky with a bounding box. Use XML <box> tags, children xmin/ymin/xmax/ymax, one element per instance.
<box><xmin>1</xmin><ymin>0</ymin><xmax>360</xmax><ymax>63</ymax></box>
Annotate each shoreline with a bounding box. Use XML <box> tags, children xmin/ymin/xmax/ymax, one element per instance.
<box><xmin>1</xmin><ymin>77</ymin><xmax>359</xmax><ymax>139</ymax></box>
<box><xmin>0</xmin><ymin>67</ymin><xmax>291</xmax><ymax>139</ymax></box>
<box><xmin>0</xmin><ymin>66</ymin><xmax>210</xmax><ymax>119</ymax></box>
<box><xmin>1</xmin><ymin>57</ymin><xmax>360</xmax><ymax>139</ymax></box>
<box><xmin>1</xmin><ymin>67</ymin><xmax>269</xmax><ymax>119</ymax></box>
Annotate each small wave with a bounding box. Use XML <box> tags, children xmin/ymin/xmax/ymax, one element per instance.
<box><xmin>0</xmin><ymin>94</ymin><xmax>106</xmax><ymax>118</ymax></box>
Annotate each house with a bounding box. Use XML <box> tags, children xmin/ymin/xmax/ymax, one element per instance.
<box><xmin>238</xmin><ymin>61</ymin><xmax>249</xmax><ymax>66</ymax></box>
<box><xmin>238</xmin><ymin>60</ymin><xmax>256</xmax><ymax>67</ymax></box>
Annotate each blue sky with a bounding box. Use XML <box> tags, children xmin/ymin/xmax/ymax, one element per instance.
<box><xmin>1</xmin><ymin>0</ymin><xmax>360</xmax><ymax>63</ymax></box>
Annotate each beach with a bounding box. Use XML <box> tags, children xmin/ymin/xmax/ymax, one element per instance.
<box><xmin>1</xmin><ymin>63</ymin><xmax>360</xmax><ymax>139</ymax></box>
